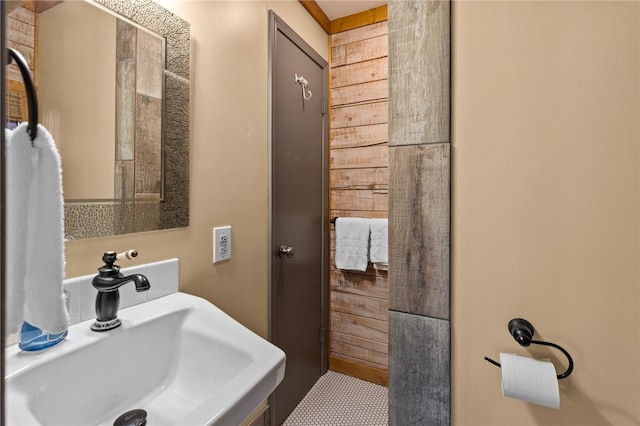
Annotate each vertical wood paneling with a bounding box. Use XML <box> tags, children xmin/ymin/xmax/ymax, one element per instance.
<box><xmin>388</xmin><ymin>0</ymin><xmax>451</xmax><ymax>423</ymax></box>
<box><xmin>389</xmin><ymin>0</ymin><xmax>450</xmax><ymax>146</ymax></box>
<box><xmin>389</xmin><ymin>311</ymin><xmax>450</xmax><ymax>425</ymax></box>
<box><xmin>389</xmin><ymin>143</ymin><xmax>450</xmax><ymax>319</ymax></box>
<box><xmin>135</xmin><ymin>95</ymin><xmax>162</xmax><ymax>197</ymax></box>
<box><xmin>329</xmin><ymin>20</ymin><xmax>389</xmax><ymax>380</ymax></box>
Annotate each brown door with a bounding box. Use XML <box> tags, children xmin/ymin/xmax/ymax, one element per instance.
<box><xmin>269</xmin><ymin>11</ymin><xmax>328</xmax><ymax>426</ymax></box>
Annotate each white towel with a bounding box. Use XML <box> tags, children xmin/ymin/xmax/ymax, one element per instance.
<box><xmin>372</xmin><ymin>262</ymin><xmax>388</xmax><ymax>271</ymax></box>
<box><xmin>5</xmin><ymin>123</ymin><xmax>69</xmax><ymax>336</ymax></box>
<box><xmin>5</xmin><ymin>126</ymin><xmax>30</xmax><ymax>335</ymax></box>
<box><xmin>369</xmin><ymin>218</ymin><xmax>388</xmax><ymax>268</ymax></box>
<box><xmin>335</xmin><ymin>217</ymin><xmax>370</xmax><ymax>272</ymax></box>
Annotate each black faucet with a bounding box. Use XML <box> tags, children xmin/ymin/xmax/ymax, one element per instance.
<box><xmin>91</xmin><ymin>250</ymin><xmax>150</xmax><ymax>331</ymax></box>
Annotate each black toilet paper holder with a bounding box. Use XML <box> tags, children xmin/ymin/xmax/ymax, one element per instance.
<box><xmin>484</xmin><ymin>318</ymin><xmax>574</xmax><ymax>380</ymax></box>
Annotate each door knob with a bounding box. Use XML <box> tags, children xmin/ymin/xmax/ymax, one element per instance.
<box><xmin>278</xmin><ymin>245</ymin><xmax>295</xmax><ymax>258</ymax></box>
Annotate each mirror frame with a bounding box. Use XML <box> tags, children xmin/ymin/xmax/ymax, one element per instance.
<box><xmin>64</xmin><ymin>0</ymin><xmax>190</xmax><ymax>240</ymax></box>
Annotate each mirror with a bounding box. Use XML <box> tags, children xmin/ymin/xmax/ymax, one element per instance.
<box><xmin>35</xmin><ymin>0</ymin><xmax>189</xmax><ymax>239</ymax></box>
<box><xmin>39</xmin><ymin>1</ymin><xmax>165</xmax><ymax>202</ymax></box>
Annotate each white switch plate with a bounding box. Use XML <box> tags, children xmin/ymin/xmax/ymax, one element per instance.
<box><xmin>213</xmin><ymin>226</ymin><xmax>232</xmax><ymax>263</ymax></box>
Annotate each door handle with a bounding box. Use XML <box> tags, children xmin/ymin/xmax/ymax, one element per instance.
<box><xmin>278</xmin><ymin>245</ymin><xmax>295</xmax><ymax>258</ymax></box>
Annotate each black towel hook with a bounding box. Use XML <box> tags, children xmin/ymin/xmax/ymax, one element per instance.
<box><xmin>484</xmin><ymin>318</ymin><xmax>574</xmax><ymax>380</ymax></box>
<box><xmin>7</xmin><ymin>48</ymin><xmax>38</xmax><ymax>142</ymax></box>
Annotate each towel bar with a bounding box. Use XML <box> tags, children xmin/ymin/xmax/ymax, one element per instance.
<box><xmin>7</xmin><ymin>48</ymin><xmax>38</xmax><ymax>142</ymax></box>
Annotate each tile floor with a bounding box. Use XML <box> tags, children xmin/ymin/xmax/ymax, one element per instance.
<box><xmin>282</xmin><ymin>371</ymin><xmax>388</xmax><ymax>425</ymax></box>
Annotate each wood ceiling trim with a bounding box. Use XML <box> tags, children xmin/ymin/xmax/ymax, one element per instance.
<box><xmin>299</xmin><ymin>1</ymin><xmax>388</xmax><ymax>35</ymax></box>
<box><xmin>330</xmin><ymin>5</ymin><xmax>387</xmax><ymax>34</ymax></box>
<box><xmin>299</xmin><ymin>0</ymin><xmax>330</xmax><ymax>34</ymax></box>
<box><xmin>20</xmin><ymin>1</ymin><xmax>63</xmax><ymax>14</ymax></box>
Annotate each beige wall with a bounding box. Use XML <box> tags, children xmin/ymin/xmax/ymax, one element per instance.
<box><xmin>39</xmin><ymin>1</ymin><xmax>116</xmax><ymax>199</ymax></box>
<box><xmin>64</xmin><ymin>0</ymin><xmax>328</xmax><ymax>338</ymax></box>
<box><xmin>452</xmin><ymin>1</ymin><xmax>639</xmax><ymax>425</ymax></box>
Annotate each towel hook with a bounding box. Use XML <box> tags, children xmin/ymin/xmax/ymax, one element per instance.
<box><xmin>7</xmin><ymin>48</ymin><xmax>38</xmax><ymax>142</ymax></box>
<box><xmin>294</xmin><ymin>73</ymin><xmax>312</xmax><ymax>101</ymax></box>
<box><xmin>484</xmin><ymin>318</ymin><xmax>574</xmax><ymax>380</ymax></box>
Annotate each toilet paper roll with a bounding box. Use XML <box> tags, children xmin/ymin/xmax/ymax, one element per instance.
<box><xmin>500</xmin><ymin>352</ymin><xmax>560</xmax><ymax>409</ymax></box>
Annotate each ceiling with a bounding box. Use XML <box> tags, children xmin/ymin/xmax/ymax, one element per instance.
<box><xmin>315</xmin><ymin>0</ymin><xmax>387</xmax><ymax>21</ymax></box>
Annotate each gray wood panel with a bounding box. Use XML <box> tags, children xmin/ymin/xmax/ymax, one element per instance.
<box><xmin>135</xmin><ymin>94</ymin><xmax>162</xmax><ymax>196</ymax></box>
<box><xmin>387</xmin><ymin>1</ymin><xmax>451</xmax><ymax>424</ymax></box>
<box><xmin>114</xmin><ymin>160</ymin><xmax>134</xmax><ymax>199</ymax></box>
<box><xmin>136</xmin><ymin>29</ymin><xmax>163</xmax><ymax>99</ymax></box>
<box><xmin>389</xmin><ymin>311</ymin><xmax>450</xmax><ymax>425</ymax></box>
<box><xmin>115</xmin><ymin>59</ymin><xmax>135</xmax><ymax>161</ymax></box>
<box><xmin>389</xmin><ymin>143</ymin><xmax>450</xmax><ymax>320</ymax></box>
<box><xmin>388</xmin><ymin>0</ymin><xmax>450</xmax><ymax>146</ymax></box>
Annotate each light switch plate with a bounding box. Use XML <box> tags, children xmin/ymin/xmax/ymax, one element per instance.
<box><xmin>213</xmin><ymin>226</ymin><xmax>232</xmax><ymax>263</ymax></box>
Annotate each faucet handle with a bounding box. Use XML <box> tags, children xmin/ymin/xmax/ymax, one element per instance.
<box><xmin>116</xmin><ymin>249</ymin><xmax>138</xmax><ymax>261</ymax></box>
<box><xmin>102</xmin><ymin>251</ymin><xmax>117</xmax><ymax>267</ymax></box>
<box><xmin>101</xmin><ymin>249</ymin><xmax>137</xmax><ymax>268</ymax></box>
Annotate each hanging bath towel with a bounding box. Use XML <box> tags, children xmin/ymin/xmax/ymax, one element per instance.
<box><xmin>369</xmin><ymin>218</ymin><xmax>388</xmax><ymax>271</ymax></box>
<box><xmin>5</xmin><ymin>126</ymin><xmax>30</xmax><ymax>336</ymax></box>
<box><xmin>5</xmin><ymin>123</ymin><xmax>68</xmax><ymax>349</ymax></box>
<box><xmin>335</xmin><ymin>217</ymin><xmax>370</xmax><ymax>272</ymax></box>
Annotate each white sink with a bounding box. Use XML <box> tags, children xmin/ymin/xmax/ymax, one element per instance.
<box><xmin>5</xmin><ymin>292</ymin><xmax>286</xmax><ymax>425</ymax></box>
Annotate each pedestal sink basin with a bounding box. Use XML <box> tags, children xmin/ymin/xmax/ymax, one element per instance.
<box><xmin>5</xmin><ymin>292</ymin><xmax>286</xmax><ymax>425</ymax></box>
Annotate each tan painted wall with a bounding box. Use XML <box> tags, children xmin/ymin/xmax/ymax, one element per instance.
<box><xmin>452</xmin><ymin>1</ymin><xmax>639</xmax><ymax>425</ymax></box>
<box><xmin>63</xmin><ymin>0</ymin><xmax>328</xmax><ymax>339</ymax></box>
<box><xmin>38</xmin><ymin>1</ymin><xmax>116</xmax><ymax>200</ymax></box>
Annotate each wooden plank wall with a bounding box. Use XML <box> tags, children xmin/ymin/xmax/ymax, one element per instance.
<box><xmin>6</xmin><ymin>5</ymin><xmax>36</xmax><ymax>123</ymax></box>
<box><xmin>329</xmin><ymin>20</ymin><xmax>389</xmax><ymax>386</ymax></box>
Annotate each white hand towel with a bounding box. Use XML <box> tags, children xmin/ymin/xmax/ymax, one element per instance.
<box><xmin>5</xmin><ymin>126</ymin><xmax>30</xmax><ymax>335</ymax></box>
<box><xmin>369</xmin><ymin>218</ymin><xmax>388</xmax><ymax>266</ymax></box>
<box><xmin>335</xmin><ymin>217</ymin><xmax>370</xmax><ymax>272</ymax></box>
<box><xmin>373</xmin><ymin>262</ymin><xmax>388</xmax><ymax>271</ymax></box>
<box><xmin>6</xmin><ymin>123</ymin><xmax>69</xmax><ymax>336</ymax></box>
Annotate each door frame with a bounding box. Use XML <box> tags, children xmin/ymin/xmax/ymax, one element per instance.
<box><xmin>267</xmin><ymin>10</ymin><xmax>329</xmax><ymax>372</ymax></box>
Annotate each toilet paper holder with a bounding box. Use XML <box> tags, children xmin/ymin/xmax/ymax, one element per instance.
<box><xmin>484</xmin><ymin>318</ymin><xmax>574</xmax><ymax>379</ymax></box>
